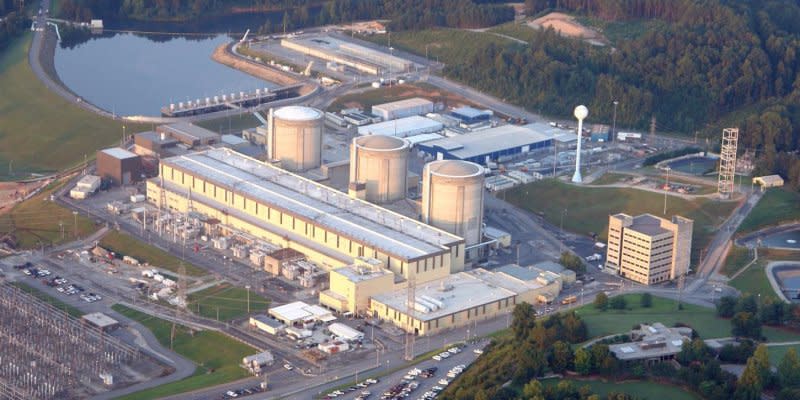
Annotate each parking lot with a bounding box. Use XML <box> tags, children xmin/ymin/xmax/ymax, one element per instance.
<box><xmin>320</xmin><ymin>340</ymin><xmax>488</xmax><ymax>400</ymax></box>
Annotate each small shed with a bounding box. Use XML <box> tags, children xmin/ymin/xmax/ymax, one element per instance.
<box><xmin>249</xmin><ymin>314</ymin><xmax>285</xmax><ymax>335</ymax></box>
<box><xmin>82</xmin><ymin>312</ymin><xmax>119</xmax><ymax>332</ymax></box>
<box><xmin>328</xmin><ymin>322</ymin><xmax>364</xmax><ymax>341</ymax></box>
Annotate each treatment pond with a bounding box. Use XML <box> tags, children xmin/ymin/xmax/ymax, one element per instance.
<box><xmin>54</xmin><ymin>33</ymin><xmax>274</xmax><ymax>117</ymax></box>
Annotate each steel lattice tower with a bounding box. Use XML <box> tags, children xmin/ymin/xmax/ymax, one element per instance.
<box><xmin>717</xmin><ymin>128</ymin><xmax>738</xmax><ymax>198</ymax></box>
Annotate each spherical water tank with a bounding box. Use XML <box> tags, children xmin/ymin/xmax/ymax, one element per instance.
<box><xmin>422</xmin><ymin>160</ymin><xmax>484</xmax><ymax>246</ymax></box>
<box><xmin>350</xmin><ymin>135</ymin><xmax>410</xmax><ymax>203</ymax></box>
<box><xmin>268</xmin><ymin>106</ymin><xmax>324</xmax><ymax>172</ymax></box>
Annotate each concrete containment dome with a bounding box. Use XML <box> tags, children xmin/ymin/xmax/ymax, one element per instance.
<box><xmin>267</xmin><ymin>106</ymin><xmax>324</xmax><ymax>172</ymax></box>
<box><xmin>422</xmin><ymin>160</ymin><xmax>485</xmax><ymax>249</ymax></box>
<box><xmin>350</xmin><ymin>135</ymin><xmax>410</xmax><ymax>204</ymax></box>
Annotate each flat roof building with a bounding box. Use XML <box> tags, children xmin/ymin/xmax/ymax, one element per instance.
<box><xmin>97</xmin><ymin>147</ymin><xmax>142</xmax><ymax>186</ymax></box>
<box><xmin>147</xmin><ymin>148</ymin><xmax>465</xmax><ymax>281</ymax></box>
<box><xmin>450</xmin><ymin>106</ymin><xmax>491</xmax><ymax>125</ymax></box>
<box><xmin>753</xmin><ymin>174</ymin><xmax>784</xmax><ymax>191</ymax></box>
<box><xmin>281</xmin><ymin>35</ymin><xmax>412</xmax><ymax>76</ymax></box>
<box><xmin>81</xmin><ymin>312</ymin><xmax>120</xmax><ymax>332</ymax></box>
<box><xmin>417</xmin><ymin>124</ymin><xmax>553</xmax><ymax>165</ymax></box>
<box><xmin>372</xmin><ymin>98</ymin><xmax>434</xmax><ymax>121</ymax></box>
<box><xmin>606</xmin><ymin>213</ymin><xmax>693</xmax><ymax>285</ymax></box>
<box><xmin>320</xmin><ymin>257</ymin><xmax>395</xmax><ymax>315</ymax></box>
<box><xmin>357</xmin><ymin>116</ymin><xmax>443</xmax><ymax>138</ymax></box>
<box><xmin>268</xmin><ymin>301</ymin><xmax>336</xmax><ymax>326</ymax></box>
<box><xmin>249</xmin><ymin>314</ymin><xmax>285</xmax><ymax>335</ymax></box>
<box><xmin>369</xmin><ymin>268</ymin><xmax>560</xmax><ymax>336</ymax></box>
<box><xmin>156</xmin><ymin>122</ymin><xmax>220</xmax><ymax>147</ymax></box>
<box><xmin>608</xmin><ymin>323</ymin><xmax>692</xmax><ymax>364</ymax></box>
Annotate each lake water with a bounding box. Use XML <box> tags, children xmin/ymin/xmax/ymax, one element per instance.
<box><xmin>667</xmin><ymin>156</ymin><xmax>718</xmax><ymax>175</ymax></box>
<box><xmin>762</xmin><ymin>229</ymin><xmax>800</xmax><ymax>249</ymax></box>
<box><xmin>54</xmin><ymin>33</ymin><xmax>274</xmax><ymax>116</ymax></box>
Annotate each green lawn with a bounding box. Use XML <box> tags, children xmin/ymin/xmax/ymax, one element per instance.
<box><xmin>506</xmin><ymin>179</ymin><xmax>739</xmax><ymax>264</ymax></box>
<box><xmin>356</xmin><ymin>29</ymin><xmax>520</xmax><ymax>65</ymax></box>
<box><xmin>590</xmin><ymin>172</ymin><xmax>632</xmax><ymax>186</ymax></box>
<box><xmin>729</xmin><ymin>248</ymin><xmax>800</xmax><ymax>300</ymax></box>
<box><xmin>99</xmin><ymin>231</ymin><xmax>207</xmax><ymax>277</ymax></box>
<box><xmin>187</xmin><ymin>283</ymin><xmax>270</xmax><ymax>321</ymax></box>
<box><xmin>0</xmin><ymin>180</ymin><xmax>97</xmax><ymax>249</ymax></box>
<box><xmin>737</xmin><ymin>188</ymin><xmax>800</xmax><ymax>235</ymax></box>
<box><xmin>541</xmin><ymin>378</ymin><xmax>700</xmax><ymax>400</ymax></box>
<box><xmin>573</xmin><ymin>293</ymin><xmax>797</xmax><ymax>342</ymax></box>
<box><xmin>112</xmin><ymin>304</ymin><xmax>255</xmax><ymax>400</ymax></box>
<box><xmin>768</xmin><ymin>345</ymin><xmax>800</xmax><ymax>367</ymax></box>
<box><xmin>721</xmin><ymin>245</ymin><xmax>754</xmax><ymax>276</ymax></box>
<box><xmin>573</xmin><ymin>294</ymin><xmax>731</xmax><ymax>339</ymax></box>
<box><xmin>0</xmin><ymin>33</ymin><xmax>146</xmax><ymax>178</ymax></box>
<box><xmin>10</xmin><ymin>281</ymin><xmax>84</xmax><ymax>317</ymax></box>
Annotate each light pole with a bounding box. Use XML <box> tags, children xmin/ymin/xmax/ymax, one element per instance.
<box><xmin>245</xmin><ymin>284</ymin><xmax>251</xmax><ymax>314</ymax></box>
<box><xmin>72</xmin><ymin>210</ymin><xmax>78</xmax><ymax>238</ymax></box>
<box><xmin>663</xmin><ymin>166</ymin><xmax>671</xmax><ymax>215</ymax></box>
<box><xmin>611</xmin><ymin>100</ymin><xmax>618</xmax><ymax>142</ymax></box>
<box><xmin>572</xmin><ymin>105</ymin><xmax>589</xmax><ymax>183</ymax></box>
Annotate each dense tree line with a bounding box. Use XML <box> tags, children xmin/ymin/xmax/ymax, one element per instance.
<box><xmin>446</xmin><ymin>0</ymin><xmax>800</xmax><ymax>189</ymax></box>
<box><xmin>0</xmin><ymin>0</ymin><xmax>26</xmax><ymax>53</ymax></box>
<box><xmin>58</xmin><ymin>0</ymin><xmax>513</xmax><ymax>30</ymax></box>
<box><xmin>717</xmin><ymin>294</ymin><xmax>800</xmax><ymax>340</ymax></box>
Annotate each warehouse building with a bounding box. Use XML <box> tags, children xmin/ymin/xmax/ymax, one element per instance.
<box><xmin>357</xmin><ymin>116</ymin><xmax>443</xmax><ymax>138</ymax></box>
<box><xmin>97</xmin><ymin>147</ymin><xmax>142</xmax><ymax>186</ymax></box>
<box><xmin>417</xmin><ymin>124</ymin><xmax>553</xmax><ymax>165</ymax></box>
<box><xmin>372</xmin><ymin>98</ymin><xmax>434</xmax><ymax>121</ymax></box>
<box><xmin>146</xmin><ymin>148</ymin><xmax>465</xmax><ymax>280</ymax></box>
<box><xmin>605</xmin><ymin>213</ymin><xmax>693</xmax><ymax>285</ymax></box>
<box><xmin>281</xmin><ymin>35</ymin><xmax>412</xmax><ymax>75</ymax></box>
<box><xmin>450</xmin><ymin>106</ymin><xmax>492</xmax><ymax>125</ymax></box>
<box><xmin>369</xmin><ymin>268</ymin><xmax>561</xmax><ymax>336</ymax></box>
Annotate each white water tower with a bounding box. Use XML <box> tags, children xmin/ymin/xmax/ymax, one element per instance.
<box><xmin>572</xmin><ymin>105</ymin><xmax>588</xmax><ymax>183</ymax></box>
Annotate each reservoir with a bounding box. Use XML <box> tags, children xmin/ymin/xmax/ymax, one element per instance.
<box><xmin>762</xmin><ymin>228</ymin><xmax>800</xmax><ymax>249</ymax></box>
<box><xmin>54</xmin><ymin>33</ymin><xmax>274</xmax><ymax>117</ymax></box>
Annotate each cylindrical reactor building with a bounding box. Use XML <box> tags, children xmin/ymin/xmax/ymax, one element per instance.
<box><xmin>422</xmin><ymin>160</ymin><xmax>485</xmax><ymax>247</ymax></box>
<box><xmin>349</xmin><ymin>135</ymin><xmax>410</xmax><ymax>203</ymax></box>
<box><xmin>267</xmin><ymin>106</ymin><xmax>324</xmax><ymax>172</ymax></box>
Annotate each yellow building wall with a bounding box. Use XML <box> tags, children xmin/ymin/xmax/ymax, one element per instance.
<box><xmin>369</xmin><ymin>295</ymin><xmax>517</xmax><ymax>336</ymax></box>
<box><xmin>327</xmin><ymin>270</ymin><xmax>395</xmax><ymax>315</ymax></box>
<box><xmin>147</xmin><ymin>176</ymin><xmax>461</xmax><ymax>275</ymax></box>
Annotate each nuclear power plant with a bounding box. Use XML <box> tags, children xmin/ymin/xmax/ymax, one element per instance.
<box><xmin>266</xmin><ymin>106</ymin><xmax>324</xmax><ymax>172</ymax></box>
<box><xmin>348</xmin><ymin>135</ymin><xmax>410</xmax><ymax>204</ymax></box>
<box><xmin>422</xmin><ymin>160</ymin><xmax>485</xmax><ymax>267</ymax></box>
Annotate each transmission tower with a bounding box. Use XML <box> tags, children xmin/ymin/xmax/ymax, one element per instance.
<box><xmin>404</xmin><ymin>276</ymin><xmax>416</xmax><ymax>361</ymax></box>
<box><xmin>717</xmin><ymin>128</ymin><xmax>739</xmax><ymax>199</ymax></box>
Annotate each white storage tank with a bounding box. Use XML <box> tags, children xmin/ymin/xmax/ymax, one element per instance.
<box><xmin>267</xmin><ymin>106</ymin><xmax>324</xmax><ymax>172</ymax></box>
<box><xmin>349</xmin><ymin>135</ymin><xmax>409</xmax><ymax>204</ymax></box>
<box><xmin>421</xmin><ymin>160</ymin><xmax>485</xmax><ymax>248</ymax></box>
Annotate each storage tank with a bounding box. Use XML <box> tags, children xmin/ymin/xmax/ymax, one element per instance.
<box><xmin>267</xmin><ymin>106</ymin><xmax>324</xmax><ymax>172</ymax></box>
<box><xmin>349</xmin><ymin>135</ymin><xmax>410</xmax><ymax>203</ymax></box>
<box><xmin>421</xmin><ymin>160</ymin><xmax>484</xmax><ymax>247</ymax></box>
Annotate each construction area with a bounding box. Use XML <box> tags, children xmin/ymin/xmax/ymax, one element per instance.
<box><xmin>0</xmin><ymin>282</ymin><xmax>161</xmax><ymax>400</ymax></box>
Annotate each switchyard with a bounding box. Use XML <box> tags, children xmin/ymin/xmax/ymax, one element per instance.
<box><xmin>0</xmin><ymin>282</ymin><xmax>160</xmax><ymax>399</ymax></box>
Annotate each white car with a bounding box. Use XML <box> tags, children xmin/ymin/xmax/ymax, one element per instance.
<box><xmin>283</xmin><ymin>363</ymin><xmax>293</xmax><ymax>370</ymax></box>
<box><xmin>473</xmin><ymin>348</ymin><xmax>484</xmax><ymax>355</ymax></box>
<box><xmin>432</xmin><ymin>355</ymin><xmax>442</xmax><ymax>361</ymax></box>
<box><xmin>438</xmin><ymin>352</ymin><xmax>451</xmax><ymax>359</ymax></box>
<box><xmin>438</xmin><ymin>379</ymin><xmax>450</xmax><ymax>386</ymax></box>
<box><xmin>447</xmin><ymin>347</ymin><xmax>461</xmax><ymax>354</ymax></box>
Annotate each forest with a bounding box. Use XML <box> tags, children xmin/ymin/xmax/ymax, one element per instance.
<box><xmin>57</xmin><ymin>0</ymin><xmax>514</xmax><ymax>29</ymax></box>
<box><xmin>440</xmin><ymin>300</ymin><xmax>800</xmax><ymax>400</ymax></box>
<box><xmin>0</xmin><ymin>0</ymin><xmax>25</xmax><ymax>53</ymax></box>
<box><xmin>449</xmin><ymin>0</ymin><xmax>800</xmax><ymax>187</ymax></box>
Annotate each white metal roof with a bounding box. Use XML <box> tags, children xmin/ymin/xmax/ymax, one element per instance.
<box><xmin>372</xmin><ymin>271</ymin><xmax>518</xmax><ymax>322</ymax></box>
<box><xmin>406</xmin><ymin>133</ymin><xmax>445</xmax><ymax>145</ymax></box>
<box><xmin>357</xmin><ymin>116</ymin><xmax>443</xmax><ymax>137</ymax></box>
<box><xmin>269</xmin><ymin>301</ymin><xmax>315</xmax><ymax>322</ymax></box>
<box><xmin>162</xmin><ymin>148</ymin><xmax>462</xmax><ymax>260</ymax></box>
<box><xmin>329</xmin><ymin>322</ymin><xmax>364</xmax><ymax>340</ymax></box>
<box><xmin>424</xmin><ymin>124</ymin><xmax>551</xmax><ymax>159</ymax></box>
<box><xmin>372</xmin><ymin>98</ymin><xmax>433</xmax><ymax>113</ymax></box>
<box><xmin>101</xmin><ymin>147</ymin><xmax>138</xmax><ymax>160</ymax></box>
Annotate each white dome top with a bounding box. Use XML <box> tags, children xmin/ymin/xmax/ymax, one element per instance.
<box><xmin>426</xmin><ymin>160</ymin><xmax>483</xmax><ymax>178</ymax></box>
<box><xmin>274</xmin><ymin>106</ymin><xmax>322</xmax><ymax>121</ymax></box>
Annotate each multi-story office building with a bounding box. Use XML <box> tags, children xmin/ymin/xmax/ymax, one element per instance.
<box><xmin>605</xmin><ymin>213</ymin><xmax>693</xmax><ymax>285</ymax></box>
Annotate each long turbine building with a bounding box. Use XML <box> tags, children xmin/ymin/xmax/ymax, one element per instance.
<box><xmin>146</xmin><ymin>148</ymin><xmax>465</xmax><ymax>281</ymax></box>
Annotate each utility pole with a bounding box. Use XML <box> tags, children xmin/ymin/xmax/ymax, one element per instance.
<box><xmin>663</xmin><ymin>166</ymin><xmax>671</xmax><ymax>215</ymax></box>
<box><xmin>611</xmin><ymin>100</ymin><xmax>618</xmax><ymax>142</ymax></box>
<box><xmin>72</xmin><ymin>211</ymin><xmax>78</xmax><ymax>238</ymax></box>
<box><xmin>246</xmin><ymin>284</ymin><xmax>251</xmax><ymax>314</ymax></box>
<box><xmin>649</xmin><ymin>116</ymin><xmax>656</xmax><ymax>144</ymax></box>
